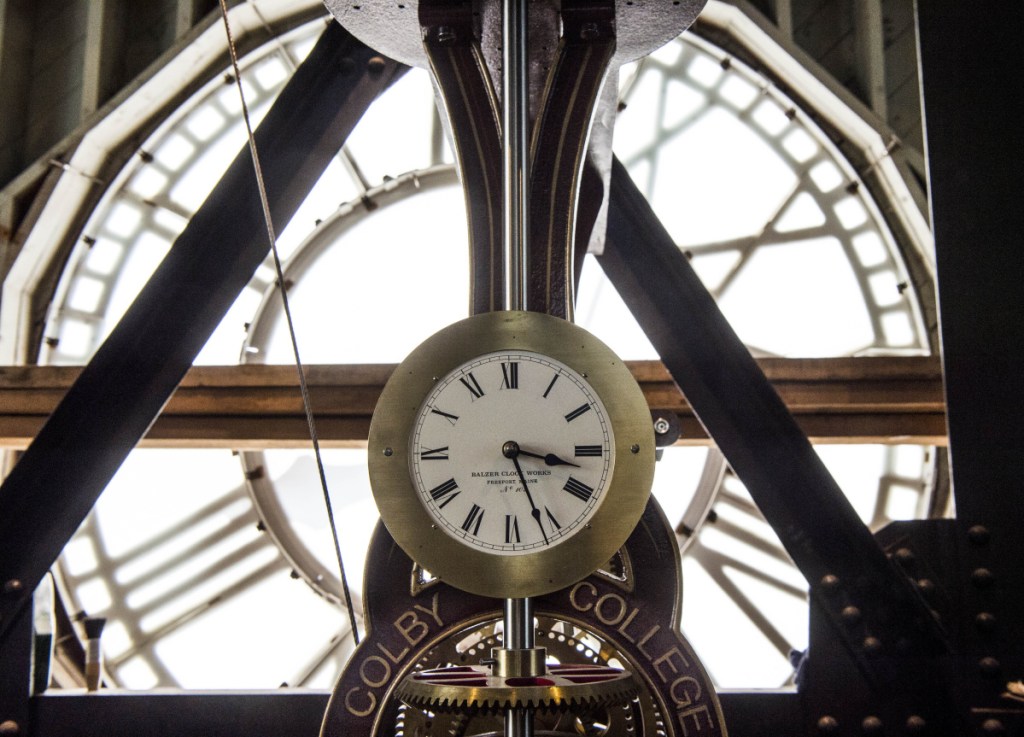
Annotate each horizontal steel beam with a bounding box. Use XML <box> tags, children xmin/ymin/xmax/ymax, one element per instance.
<box><xmin>0</xmin><ymin>357</ymin><xmax>946</xmax><ymax>448</ymax></box>
<box><xmin>29</xmin><ymin>688</ymin><xmax>801</xmax><ymax>737</ymax></box>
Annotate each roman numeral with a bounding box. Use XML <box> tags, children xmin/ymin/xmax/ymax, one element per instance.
<box><xmin>505</xmin><ymin>514</ymin><xmax>521</xmax><ymax>544</ymax></box>
<box><xmin>563</xmin><ymin>476</ymin><xmax>594</xmax><ymax>502</ymax></box>
<box><xmin>574</xmin><ymin>445</ymin><xmax>603</xmax><ymax>457</ymax></box>
<box><xmin>461</xmin><ymin>504</ymin><xmax>485</xmax><ymax>535</ymax></box>
<box><xmin>460</xmin><ymin>372</ymin><xmax>485</xmax><ymax>399</ymax></box>
<box><xmin>500</xmin><ymin>362</ymin><xmax>519</xmax><ymax>390</ymax></box>
<box><xmin>429</xmin><ymin>478</ymin><xmax>461</xmax><ymax>508</ymax></box>
<box><xmin>564</xmin><ymin>403</ymin><xmax>592</xmax><ymax>422</ymax></box>
<box><xmin>420</xmin><ymin>446</ymin><xmax>449</xmax><ymax>460</ymax></box>
<box><xmin>431</xmin><ymin>408</ymin><xmax>459</xmax><ymax>426</ymax></box>
<box><xmin>543</xmin><ymin>373</ymin><xmax>559</xmax><ymax>398</ymax></box>
<box><xmin>545</xmin><ymin>507</ymin><xmax>562</xmax><ymax>530</ymax></box>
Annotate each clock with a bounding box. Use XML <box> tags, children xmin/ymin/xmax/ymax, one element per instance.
<box><xmin>368</xmin><ymin>310</ymin><xmax>655</xmax><ymax>599</ymax></box>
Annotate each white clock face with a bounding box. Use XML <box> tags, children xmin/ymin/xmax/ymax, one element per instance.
<box><xmin>409</xmin><ymin>350</ymin><xmax>614</xmax><ymax>555</ymax></box>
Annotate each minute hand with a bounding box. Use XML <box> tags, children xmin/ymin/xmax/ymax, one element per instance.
<box><xmin>510</xmin><ymin>454</ymin><xmax>549</xmax><ymax>545</ymax></box>
<box><xmin>517</xmin><ymin>449</ymin><xmax>580</xmax><ymax>468</ymax></box>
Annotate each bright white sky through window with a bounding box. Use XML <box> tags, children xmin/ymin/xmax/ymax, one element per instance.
<box><xmin>48</xmin><ymin>18</ymin><xmax>936</xmax><ymax>692</ymax></box>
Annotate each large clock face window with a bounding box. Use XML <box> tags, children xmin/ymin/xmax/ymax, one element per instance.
<box><xmin>29</xmin><ymin>7</ymin><xmax>941</xmax><ymax>692</ymax></box>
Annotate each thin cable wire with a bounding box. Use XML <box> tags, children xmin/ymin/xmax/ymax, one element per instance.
<box><xmin>217</xmin><ymin>0</ymin><xmax>360</xmax><ymax>645</ymax></box>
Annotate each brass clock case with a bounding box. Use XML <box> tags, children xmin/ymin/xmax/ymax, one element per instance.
<box><xmin>368</xmin><ymin>310</ymin><xmax>655</xmax><ymax>599</ymax></box>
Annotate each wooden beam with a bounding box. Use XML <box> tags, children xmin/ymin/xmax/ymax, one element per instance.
<box><xmin>0</xmin><ymin>357</ymin><xmax>946</xmax><ymax>449</ymax></box>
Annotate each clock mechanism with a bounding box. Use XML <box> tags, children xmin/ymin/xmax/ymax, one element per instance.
<box><xmin>332</xmin><ymin>1</ymin><xmax>710</xmax><ymax>734</ymax></box>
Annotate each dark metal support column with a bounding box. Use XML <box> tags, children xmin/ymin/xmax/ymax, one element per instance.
<box><xmin>599</xmin><ymin>157</ymin><xmax>944</xmax><ymax>678</ymax></box>
<box><xmin>526</xmin><ymin>0</ymin><xmax>615</xmax><ymax>319</ymax></box>
<box><xmin>0</xmin><ymin>602</ymin><xmax>31</xmax><ymax>734</ymax></box>
<box><xmin>420</xmin><ymin>1</ymin><xmax>505</xmax><ymax>315</ymax></box>
<box><xmin>0</xmin><ymin>22</ymin><xmax>407</xmax><ymax>644</ymax></box>
<box><xmin>918</xmin><ymin>0</ymin><xmax>1024</xmax><ymax>697</ymax></box>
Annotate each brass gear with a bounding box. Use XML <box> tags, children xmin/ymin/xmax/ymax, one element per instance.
<box><xmin>394</xmin><ymin>618</ymin><xmax>665</xmax><ymax>737</ymax></box>
<box><xmin>396</xmin><ymin>663</ymin><xmax>638</xmax><ymax>713</ymax></box>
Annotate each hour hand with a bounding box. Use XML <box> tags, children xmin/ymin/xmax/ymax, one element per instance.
<box><xmin>517</xmin><ymin>448</ymin><xmax>580</xmax><ymax>468</ymax></box>
<box><xmin>502</xmin><ymin>442</ymin><xmax>549</xmax><ymax>545</ymax></box>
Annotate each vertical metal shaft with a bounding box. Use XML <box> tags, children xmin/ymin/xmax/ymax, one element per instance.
<box><xmin>503</xmin><ymin>3</ymin><xmax>533</xmax><ymax>735</ymax></box>
<box><xmin>504</xmin><ymin>597</ymin><xmax>535</xmax><ymax>650</ymax></box>
<box><xmin>504</xmin><ymin>598</ymin><xmax>534</xmax><ymax>737</ymax></box>
<box><xmin>502</xmin><ymin>0</ymin><xmax>530</xmax><ymax>311</ymax></box>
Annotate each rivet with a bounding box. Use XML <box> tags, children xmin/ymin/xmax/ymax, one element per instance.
<box><xmin>816</xmin><ymin>715</ymin><xmax>839</xmax><ymax>733</ymax></box>
<box><xmin>863</xmin><ymin>636</ymin><xmax>882</xmax><ymax>654</ymax></box>
<box><xmin>894</xmin><ymin>547</ymin><xmax>915</xmax><ymax>565</ymax></box>
<box><xmin>968</xmin><ymin>525</ymin><xmax>990</xmax><ymax>546</ymax></box>
<box><xmin>916</xmin><ymin>578</ymin><xmax>935</xmax><ymax>595</ymax></box>
<box><xmin>972</xmin><ymin>568</ymin><xmax>995</xmax><ymax>589</ymax></box>
<box><xmin>979</xmin><ymin>656</ymin><xmax>1000</xmax><ymax>677</ymax></box>
<box><xmin>580</xmin><ymin>21</ymin><xmax>600</xmax><ymax>40</ymax></box>
<box><xmin>906</xmin><ymin>715</ymin><xmax>926</xmax><ymax>733</ymax></box>
<box><xmin>2</xmin><ymin>580</ymin><xmax>23</xmax><ymax>594</ymax></box>
<box><xmin>383</xmin><ymin>447</ymin><xmax>393</xmax><ymax>457</ymax></box>
<box><xmin>0</xmin><ymin>722</ymin><xmax>19</xmax><ymax>736</ymax></box>
<box><xmin>861</xmin><ymin>715</ymin><xmax>883</xmax><ymax>734</ymax></box>
<box><xmin>367</xmin><ymin>56</ymin><xmax>387</xmax><ymax>74</ymax></box>
<box><xmin>975</xmin><ymin>612</ymin><xmax>997</xmax><ymax>633</ymax></box>
<box><xmin>630</xmin><ymin>444</ymin><xmax>640</xmax><ymax>454</ymax></box>
<box><xmin>841</xmin><ymin>605</ymin><xmax>862</xmax><ymax>626</ymax></box>
<box><xmin>820</xmin><ymin>574</ymin><xmax>841</xmax><ymax>595</ymax></box>
<box><xmin>982</xmin><ymin>718</ymin><xmax>1005</xmax><ymax>734</ymax></box>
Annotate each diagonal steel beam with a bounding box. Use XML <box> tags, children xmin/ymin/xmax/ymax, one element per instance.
<box><xmin>0</xmin><ymin>21</ymin><xmax>407</xmax><ymax>644</ymax></box>
<box><xmin>598</xmin><ymin>157</ymin><xmax>945</xmax><ymax>679</ymax></box>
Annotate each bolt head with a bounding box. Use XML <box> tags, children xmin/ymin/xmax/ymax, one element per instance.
<box><xmin>906</xmin><ymin>715</ymin><xmax>927</xmax><ymax>733</ymax></box>
<box><xmin>0</xmin><ymin>721</ymin><xmax>19</xmax><ymax>736</ymax></box>
<box><xmin>979</xmin><ymin>656</ymin><xmax>1001</xmax><ymax>677</ymax></box>
<box><xmin>982</xmin><ymin>718</ymin><xmax>1005</xmax><ymax>734</ymax></box>
<box><xmin>862</xmin><ymin>636</ymin><xmax>882</xmax><ymax>654</ymax></box>
<box><xmin>841</xmin><ymin>605</ymin><xmax>862</xmax><ymax>626</ymax></box>
<box><xmin>975</xmin><ymin>612</ymin><xmax>997</xmax><ymax>633</ymax></box>
<box><xmin>820</xmin><ymin>574</ymin><xmax>841</xmax><ymax>595</ymax></box>
<box><xmin>894</xmin><ymin>547</ymin><xmax>915</xmax><ymax>565</ymax></box>
<box><xmin>861</xmin><ymin>715</ymin><xmax>883</xmax><ymax>734</ymax></box>
<box><xmin>2</xmin><ymin>580</ymin><xmax>23</xmax><ymax>594</ymax></box>
<box><xmin>968</xmin><ymin>524</ymin><xmax>990</xmax><ymax>546</ymax></box>
<box><xmin>972</xmin><ymin>567</ymin><xmax>995</xmax><ymax>588</ymax></box>
<box><xmin>816</xmin><ymin>715</ymin><xmax>839</xmax><ymax>733</ymax></box>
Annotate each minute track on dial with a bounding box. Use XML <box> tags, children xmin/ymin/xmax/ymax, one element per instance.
<box><xmin>408</xmin><ymin>348</ymin><xmax>612</xmax><ymax>555</ymax></box>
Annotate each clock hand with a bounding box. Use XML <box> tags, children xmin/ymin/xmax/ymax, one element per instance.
<box><xmin>502</xmin><ymin>441</ymin><xmax>549</xmax><ymax>545</ymax></box>
<box><xmin>517</xmin><ymin>448</ymin><xmax>580</xmax><ymax>468</ymax></box>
